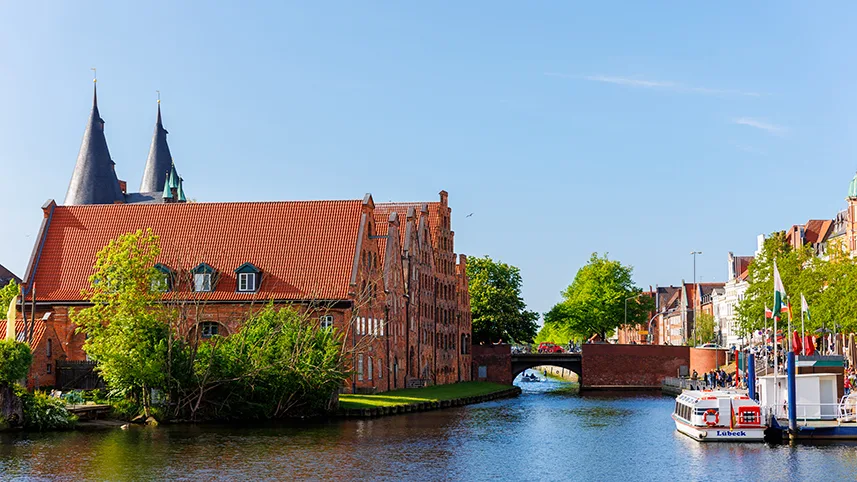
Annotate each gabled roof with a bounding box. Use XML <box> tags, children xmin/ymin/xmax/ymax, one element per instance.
<box><xmin>374</xmin><ymin>201</ymin><xmax>442</xmax><ymax>244</ymax></box>
<box><xmin>29</xmin><ymin>200</ymin><xmax>363</xmax><ymax>302</ymax></box>
<box><xmin>140</xmin><ymin>103</ymin><xmax>174</xmax><ymax>193</ymax></box>
<box><xmin>804</xmin><ymin>219</ymin><xmax>833</xmax><ymax>244</ymax></box>
<box><xmin>64</xmin><ymin>84</ymin><xmax>126</xmax><ymax>206</ymax></box>
<box><xmin>0</xmin><ymin>319</ymin><xmax>47</xmax><ymax>348</ymax></box>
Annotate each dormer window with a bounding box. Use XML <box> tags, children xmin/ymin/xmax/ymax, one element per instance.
<box><xmin>234</xmin><ymin>262</ymin><xmax>261</xmax><ymax>293</ymax></box>
<box><xmin>192</xmin><ymin>263</ymin><xmax>217</xmax><ymax>292</ymax></box>
<box><xmin>152</xmin><ymin>264</ymin><xmax>173</xmax><ymax>292</ymax></box>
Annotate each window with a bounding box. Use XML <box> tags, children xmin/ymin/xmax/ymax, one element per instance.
<box><xmin>192</xmin><ymin>263</ymin><xmax>217</xmax><ymax>292</ymax></box>
<box><xmin>380</xmin><ymin>319</ymin><xmax>384</xmax><ymax>336</ymax></box>
<box><xmin>234</xmin><ymin>263</ymin><xmax>261</xmax><ymax>293</ymax></box>
<box><xmin>238</xmin><ymin>273</ymin><xmax>256</xmax><ymax>292</ymax></box>
<box><xmin>358</xmin><ymin>354</ymin><xmax>364</xmax><ymax>381</ymax></box>
<box><xmin>46</xmin><ymin>363</ymin><xmax>52</xmax><ymax>374</ymax></box>
<box><xmin>153</xmin><ymin>264</ymin><xmax>173</xmax><ymax>292</ymax></box>
<box><xmin>378</xmin><ymin>358</ymin><xmax>383</xmax><ymax>379</ymax></box>
<box><xmin>47</xmin><ymin>339</ymin><xmax>52</xmax><ymax>358</ymax></box>
<box><xmin>194</xmin><ymin>273</ymin><xmax>212</xmax><ymax>292</ymax></box>
<box><xmin>368</xmin><ymin>356</ymin><xmax>373</xmax><ymax>381</ymax></box>
<box><xmin>200</xmin><ymin>322</ymin><xmax>219</xmax><ymax>339</ymax></box>
<box><xmin>320</xmin><ymin>315</ymin><xmax>334</xmax><ymax>330</ymax></box>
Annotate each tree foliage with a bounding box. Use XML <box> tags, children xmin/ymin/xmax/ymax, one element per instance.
<box><xmin>73</xmin><ymin>229</ymin><xmax>167</xmax><ymax>414</ymax></box>
<box><xmin>690</xmin><ymin>312</ymin><xmax>716</xmax><ymax>346</ymax></box>
<box><xmin>74</xmin><ymin>229</ymin><xmax>348</xmax><ymax>421</ymax></box>
<box><xmin>0</xmin><ymin>339</ymin><xmax>33</xmax><ymax>384</ymax></box>
<box><xmin>544</xmin><ymin>253</ymin><xmax>654</xmax><ymax>341</ymax></box>
<box><xmin>466</xmin><ymin>256</ymin><xmax>539</xmax><ymax>344</ymax></box>
<box><xmin>736</xmin><ymin>232</ymin><xmax>857</xmax><ymax>337</ymax></box>
<box><xmin>0</xmin><ymin>280</ymin><xmax>18</xmax><ymax>313</ymax></box>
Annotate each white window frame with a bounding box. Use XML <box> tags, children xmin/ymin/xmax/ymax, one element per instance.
<box><xmin>238</xmin><ymin>272</ymin><xmax>256</xmax><ymax>292</ymax></box>
<box><xmin>368</xmin><ymin>355</ymin><xmax>373</xmax><ymax>381</ymax></box>
<box><xmin>194</xmin><ymin>273</ymin><xmax>212</xmax><ymax>292</ymax></box>
<box><xmin>320</xmin><ymin>315</ymin><xmax>334</xmax><ymax>330</ymax></box>
<box><xmin>378</xmin><ymin>358</ymin><xmax>383</xmax><ymax>379</ymax></box>
<box><xmin>380</xmin><ymin>319</ymin><xmax>385</xmax><ymax>336</ymax></box>
<box><xmin>357</xmin><ymin>354</ymin><xmax>364</xmax><ymax>381</ymax></box>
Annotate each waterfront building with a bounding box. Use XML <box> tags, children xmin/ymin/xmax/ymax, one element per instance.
<box><xmin>10</xmin><ymin>86</ymin><xmax>472</xmax><ymax>393</ymax></box>
<box><xmin>711</xmin><ymin>252</ymin><xmax>751</xmax><ymax>349</ymax></box>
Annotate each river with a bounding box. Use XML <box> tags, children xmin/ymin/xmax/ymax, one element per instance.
<box><xmin>3</xmin><ymin>376</ymin><xmax>857</xmax><ymax>481</ymax></box>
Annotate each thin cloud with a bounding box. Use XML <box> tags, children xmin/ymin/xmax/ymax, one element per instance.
<box><xmin>545</xmin><ymin>73</ymin><xmax>764</xmax><ymax>97</ymax></box>
<box><xmin>732</xmin><ymin>117</ymin><xmax>787</xmax><ymax>136</ymax></box>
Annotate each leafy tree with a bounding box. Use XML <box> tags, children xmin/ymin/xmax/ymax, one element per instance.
<box><xmin>0</xmin><ymin>339</ymin><xmax>32</xmax><ymax>383</ymax></box>
<box><xmin>0</xmin><ymin>280</ymin><xmax>18</xmax><ymax>313</ymax></box>
<box><xmin>737</xmin><ymin>231</ymin><xmax>857</xmax><ymax>338</ymax></box>
<box><xmin>467</xmin><ymin>256</ymin><xmax>539</xmax><ymax>344</ymax></box>
<box><xmin>73</xmin><ymin>229</ymin><xmax>168</xmax><ymax>415</ymax></box>
<box><xmin>690</xmin><ymin>312</ymin><xmax>716</xmax><ymax>346</ymax></box>
<box><xmin>534</xmin><ymin>321</ymin><xmax>578</xmax><ymax>345</ymax></box>
<box><xmin>545</xmin><ymin>253</ymin><xmax>654</xmax><ymax>341</ymax></box>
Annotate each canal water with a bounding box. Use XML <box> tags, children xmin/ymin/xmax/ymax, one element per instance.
<box><xmin>3</xmin><ymin>375</ymin><xmax>857</xmax><ymax>481</ymax></box>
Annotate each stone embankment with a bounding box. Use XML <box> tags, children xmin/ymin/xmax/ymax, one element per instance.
<box><xmin>337</xmin><ymin>386</ymin><xmax>522</xmax><ymax>418</ymax></box>
<box><xmin>533</xmin><ymin>366</ymin><xmax>579</xmax><ymax>383</ymax></box>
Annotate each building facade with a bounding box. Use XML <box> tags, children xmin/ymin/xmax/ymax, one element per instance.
<box><xmin>9</xmin><ymin>86</ymin><xmax>473</xmax><ymax>393</ymax></box>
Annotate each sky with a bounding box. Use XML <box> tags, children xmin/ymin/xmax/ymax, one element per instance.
<box><xmin>2</xmin><ymin>2</ymin><xmax>857</xmax><ymax>318</ymax></box>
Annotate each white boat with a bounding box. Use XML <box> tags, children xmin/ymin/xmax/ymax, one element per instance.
<box><xmin>672</xmin><ymin>390</ymin><xmax>767</xmax><ymax>442</ymax></box>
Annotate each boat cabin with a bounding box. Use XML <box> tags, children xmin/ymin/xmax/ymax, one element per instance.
<box><xmin>758</xmin><ymin>373</ymin><xmax>840</xmax><ymax>420</ymax></box>
<box><xmin>674</xmin><ymin>391</ymin><xmax>762</xmax><ymax>428</ymax></box>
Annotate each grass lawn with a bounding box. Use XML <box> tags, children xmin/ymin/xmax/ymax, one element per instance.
<box><xmin>338</xmin><ymin>382</ymin><xmax>511</xmax><ymax>409</ymax></box>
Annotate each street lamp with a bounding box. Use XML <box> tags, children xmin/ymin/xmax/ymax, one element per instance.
<box><xmin>624</xmin><ymin>293</ymin><xmax>647</xmax><ymax>342</ymax></box>
<box><xmin>690</xmin><ymin>251</ymin><xmax>702</xmax><ymax>345</ymax></box>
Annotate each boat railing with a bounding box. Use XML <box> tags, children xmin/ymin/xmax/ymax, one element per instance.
<box><xmin>770</xmin><ymin>402</ymin><xmax>841</xmax><ymax>421</ymax></box>
<box><xmin>838</xmin><ymin>395</ymin><xmax>857</xmax><ymax>422</ymax></box>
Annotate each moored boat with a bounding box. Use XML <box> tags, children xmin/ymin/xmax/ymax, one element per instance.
<box><xmin>672</xmin><ymin>390</ymin><xmax>767</xmax><ymax>442</ymax></box>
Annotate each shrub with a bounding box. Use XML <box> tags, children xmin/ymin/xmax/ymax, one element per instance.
<box><xmin>15</xmin><ymin>387</ymin><xmax>77</xmax><ymax>431</ymax></box>
<box><xmin>110</xmin><ymin>398</ymin><xmax>143</xmax><ymax>421</ymax></box>
<box><xmin>0</xmin><ymin>340</ymin><xmax>33</xmax><ymax>383</ymax></box>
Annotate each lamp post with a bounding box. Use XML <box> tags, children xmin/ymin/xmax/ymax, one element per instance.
<box><xmin>690</xmin><ymin>251</ymin><xmax>702</xmax><ymax>344</ymax></box>
<box><xmin>624</xmin><ymin>293</ymin><xmax>646</xmax><ymax>342</ymax></box>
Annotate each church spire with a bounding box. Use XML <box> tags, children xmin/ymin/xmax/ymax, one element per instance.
<box><xmin>139</xmin><ymin>94</ymin><xmax>174</xmax><ymax>193</ymax></box>
<box><xmin>64</xmin><ymin>79</ymin><xmax>125</xmax><ymax>205</ymax></box>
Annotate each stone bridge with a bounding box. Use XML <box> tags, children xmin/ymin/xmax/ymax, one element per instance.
<box><xmin>511</xmin><ymin>353</ymin><xmax>582</xmax><ymax>381</ymax></box>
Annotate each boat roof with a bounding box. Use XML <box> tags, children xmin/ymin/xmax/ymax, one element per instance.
<box><xmin>678</xmin><ymin>390</ymin><xmax>756</xmax><ymax>403</ymax></box>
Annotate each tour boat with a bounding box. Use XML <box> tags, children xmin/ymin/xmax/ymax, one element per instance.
<box><xmin>672</xmin><ymin>390</ymin><xmax>767</xmax><ymax>442</ymax></box>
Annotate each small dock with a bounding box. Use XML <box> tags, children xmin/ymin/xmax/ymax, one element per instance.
<box><xmin>66</xmin><ymin>404</ymin><xmax>112</xmax><ymax>421</ymax></box>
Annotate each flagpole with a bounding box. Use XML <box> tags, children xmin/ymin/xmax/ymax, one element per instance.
<box><xmin>774</xmin><ymin>312</ymin><xmax>779</xmax><ymax>418</ymax></box>
<box><xmin>801</xmin><ymin>302</ymin><xmax>805</xmax><ymax>357</ymax></box>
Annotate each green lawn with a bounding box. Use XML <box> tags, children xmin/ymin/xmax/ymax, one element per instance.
<box><xmin>339</xmin><ymin>382</ymin><xmax>511</xmax><ymax>409</ymax></box>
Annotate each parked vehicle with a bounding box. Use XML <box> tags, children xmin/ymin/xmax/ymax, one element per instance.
<box><xmin>538</xmin><ymin>342</ymin><xmax>564</xmax><ymax>354</ymax></box>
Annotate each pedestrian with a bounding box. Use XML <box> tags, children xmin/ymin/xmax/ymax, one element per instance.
<box><xmin>845</xmin><ymin>376</ymin><xmax>851</xmax><ymax>396</ymax></box>
<box><xmin>691</xmin><ymin>369</ymin><xmax>698</xmax><ymax>381</ymax></box>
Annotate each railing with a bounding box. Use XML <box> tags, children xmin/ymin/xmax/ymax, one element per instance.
<box><xmin>511</xmin><ymin>344</ymin><xmax>580</xmax><ymax>354</ymax></box>
<box><xmin>770</xmin><ymin>402</ymin><xmax>841</xmax><ymax>421</ymax></box>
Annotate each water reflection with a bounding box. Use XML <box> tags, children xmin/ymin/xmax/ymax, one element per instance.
<box><xmin>4</xmin><ymin>381</ymin><xmax>857</xmax><ymax>481</ymax></box>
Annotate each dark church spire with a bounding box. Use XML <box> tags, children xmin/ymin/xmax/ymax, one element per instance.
<box><xmin>64</xmin><ymin>80</ymin><xmax>125</xmax><ymax>205</ymax></box>
<box><xmin>139</xmin><ymin>95</ymin><xmax>174</xmax><ymax>193</ymax></box>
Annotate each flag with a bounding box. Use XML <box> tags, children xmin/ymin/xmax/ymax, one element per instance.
<box><xmin>801</xmin><ymin>294</ymin><xmax>811</xmax><ymax>321</ymax></box>
<box><xmin>765</xmin><ymin>306</ymin><xmax>773</xmax><ymax>319</ymax></box>
<box><xmin>772</xmin><ymin>260</ymin><xmax>787</xmax><ymax>321</ymax></box>
<box><xmin>5</xmin><ymin>289</ymin><xmax>17</xmax><ymax>341</ymax></box>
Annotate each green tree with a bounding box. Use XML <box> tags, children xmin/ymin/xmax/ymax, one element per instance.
<box><xmin>736</xmin><ymin>232</ymin><xmax>857</xmax><ymax>338</ymax></box>
<box><xmin>0</xmin><ymin>280</ymin><xmax>17</xmax><ymax>313</ymax></box>
<box><xmin>690</xmin><ymin>312</ymin><xmax>716</xmax><ymax>346</ymax></box>
<box><xmin>467</xmin><ymin>256</ymin><xmax>539</xmax><ymax>344</ymax></box>
<box><xmin>545</xmin><ymin>253</ymin><xmax>654</xmax><ymax>341</ymax></box>
<box><xmin>0</xmin><ymin>339</ymin><xmax>32</xmax><ymax>384</ymax></box>
<box><xmin>73</xmin><ymin>229</ymin><xmax>168</xmax><ymax>415</ymax></box>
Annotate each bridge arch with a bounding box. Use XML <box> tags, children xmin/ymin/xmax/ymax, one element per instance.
<box><xmin>510</xmin><ymin>353</ymin><xmax>582</xmax><ymax>383</ymax></box>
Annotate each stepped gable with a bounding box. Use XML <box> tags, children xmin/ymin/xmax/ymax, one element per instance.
<box><xmin>30</xmin><ymin>200</ymin><xmax>363</xmax><ymax>302</ymax></box>
<box><xmin>64</xmin><ymin>84</ymin><xmax>125</xmax><ymax>205</ymax></box>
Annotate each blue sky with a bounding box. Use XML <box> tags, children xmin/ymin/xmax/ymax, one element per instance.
<box><xmin>2</xmin><ymin>2</ymin><xmax>857</xmax><ymax>317</ymax></box>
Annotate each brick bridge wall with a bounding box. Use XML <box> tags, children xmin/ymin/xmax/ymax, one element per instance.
<box><xmin>471</xmin><ymin>343</ymin><xmax>729</xmax><ymax>389</ymax></box>
<box><xmin>471</xmin><ymin>344</ymin><xmax>512</xmax><ymax>385</ymax></box>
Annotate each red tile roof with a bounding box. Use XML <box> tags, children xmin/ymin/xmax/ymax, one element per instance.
<box><xmin>31</xmin><ymin>200</ymin><xmax>364</xmax><ymax>302</ymax></box>
<box><xmin>0</xmin><ymin>319</ymin><xmax>47</xmax><ymax>348</ymax></box>
<box><xmin>804</xmin><ymin>219</ymin><xmax>833</xmax><ymax>244</ymax></box>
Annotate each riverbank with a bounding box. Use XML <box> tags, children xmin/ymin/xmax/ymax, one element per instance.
<box><xmin>533</xmin><ymin>366</ymin><xmax>579</xmax><ymax>383</ymax></box>
<box><xmin>337</xmin><ymin>382</ymin><xmax>520</xmax><ymax>418</ymax></box>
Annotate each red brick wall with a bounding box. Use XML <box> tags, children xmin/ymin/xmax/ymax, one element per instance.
<box><xmin>689</xmin><ymin>348</ymin><xmax>729</xmax><ymax>374</ymax></box>
<box><xmin>582</xmin><ymin>343</ymin><xmax>690</xmax><ymax>388</ymax></box>
<box><xmin>471</xmin><ymin>344</ymin><xmax>512</xmax><ymax>385</ymax></box>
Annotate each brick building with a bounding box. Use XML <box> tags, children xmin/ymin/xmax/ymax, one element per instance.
<box><xmin>11</xmin><ymin>84</ymin><xmax>472</xmax><ymax>393</ymax></box>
